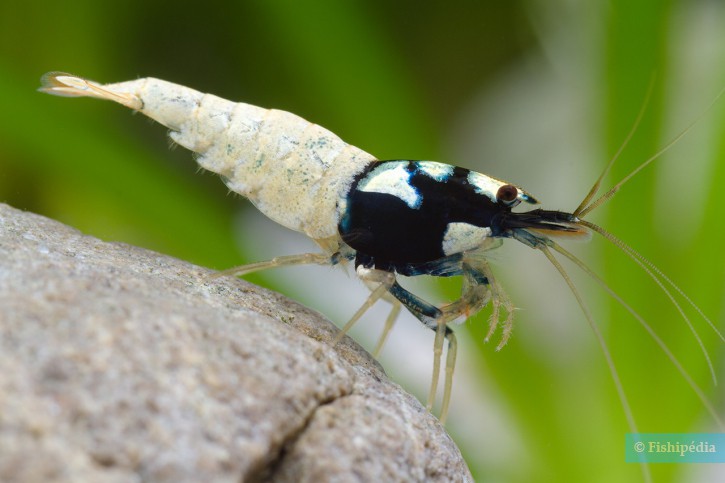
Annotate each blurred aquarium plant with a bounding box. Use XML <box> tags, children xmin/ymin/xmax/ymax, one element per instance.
<box><xmin>1</xmin><ymin>0</ymin><xmax>723</xmax><ymax>482</ymax></box>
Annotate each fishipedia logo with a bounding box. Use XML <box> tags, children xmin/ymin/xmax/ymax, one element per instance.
<box><xmin>626</xmin><ymin>434</ymin><xmax>725</xmax><ymax>463</ymax></box>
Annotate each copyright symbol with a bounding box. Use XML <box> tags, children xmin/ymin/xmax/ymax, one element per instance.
<box><xmin>634</xmin><ymin>441</ymin><xmax>645</xmax><ymax>453</ymax></box>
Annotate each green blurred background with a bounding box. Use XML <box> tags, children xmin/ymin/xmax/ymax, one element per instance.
<box><xmin>1</xmin><ymin>0</ymin><xmax>724</xmax><ymax>481</ymax></box>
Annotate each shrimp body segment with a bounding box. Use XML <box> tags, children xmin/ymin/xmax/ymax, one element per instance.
<box><xmin>44</xmin><ymin>74</ymin><xmax>376</xmax><ymax>241</ymax></box>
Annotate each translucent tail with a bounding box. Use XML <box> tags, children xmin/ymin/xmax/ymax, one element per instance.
<box><xmin>39</xmin><ymin>72</ymin><xmax>143</xmax><ymax>110</ymax></box>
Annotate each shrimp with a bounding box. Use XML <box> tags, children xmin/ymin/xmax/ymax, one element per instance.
<box><xmin>39</xmin><ymin>72</ymin><xmax>724</xmax><ymax>445</ymax></box>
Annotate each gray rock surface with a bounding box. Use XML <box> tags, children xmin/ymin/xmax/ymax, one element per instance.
<box><xmin>0</xmin><ymin>203</ymin><xmax>472</xmax><ymax>482</ymax></box>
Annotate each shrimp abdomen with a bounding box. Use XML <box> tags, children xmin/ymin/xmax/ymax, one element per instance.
<box><xmin>42</xmin><ymin>73</ymin><xmax>376</xmax><ymax>240</ymax></box>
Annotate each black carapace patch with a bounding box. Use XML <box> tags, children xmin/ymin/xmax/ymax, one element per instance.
<box><xmin>338</xmin><ymin>160</ymin><xmax>510</xmax><ymax>274</ymax></box>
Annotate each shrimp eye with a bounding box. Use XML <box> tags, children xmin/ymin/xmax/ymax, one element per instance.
<box><xmin>496</xmin><ymin>184</ymin><xmax>519</xmax><ymax>206</ymax></box>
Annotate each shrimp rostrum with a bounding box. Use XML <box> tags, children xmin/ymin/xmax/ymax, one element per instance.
<box><xmin>40</xmin><ymin>72</ymin><xmax>724</xmax><ymax>429</ymax></box>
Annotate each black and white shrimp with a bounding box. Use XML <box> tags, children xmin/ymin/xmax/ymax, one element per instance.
<box><xmin>40</xmin><ymin>72</ymin><xmax>724</xmax><ymax>438</ymax></box>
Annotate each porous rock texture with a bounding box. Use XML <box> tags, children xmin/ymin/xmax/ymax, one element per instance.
<box><xmin>0</xmin><ymin>204</ymin><xmax>472</xmax><ymax>482</ymax></box>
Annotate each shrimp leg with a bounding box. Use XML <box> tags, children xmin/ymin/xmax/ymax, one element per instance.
<box><xmin>208</xmin><ymin>252</ymin><xmax>343</xmax><ymax>279</ymax></box>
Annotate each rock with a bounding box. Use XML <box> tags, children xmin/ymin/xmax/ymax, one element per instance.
<box><xmin>0</xmin><ymin>204</ymin><xmax>472</xmax><ymax>482</ymax></box>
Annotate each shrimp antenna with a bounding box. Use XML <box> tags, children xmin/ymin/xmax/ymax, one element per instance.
<box><xmin>570</xmin><ymin>82</ymin><xmax>725</xmax><ymax>383</ymax></box>
<box><xmin>536</xmin><ymin>245</ymin><xmax>651</xmax><ymax>483</ymax></box>
<box><xmin>577</xmin><ymin>83</ymin><xmax>725</xmax><ymax>218</ymax></box>
<box><xmin>582</xmin><ymin>220</ymin><xmax>723</xmax><ymax>383</ymax></box>
<box><xmin>538</xmin><ymin>232</ymin><xmax>725</xmax><ymax>481</ymax></box>
<box><xmin>519</xmin><ymin>91</ymin><xmax>725</xmax><ymax>468</ymax></box>
<box><xmin>547</xmin><ymin>238</ymin><xmax>724</xmax><ymax>429</ymax></box>
<box><xmin>530</xmin><ymin>82</ymin><xmax>725</xmax><ymax>458</ymax></box>
<box><xmin>574</xmin><ymin>77</ymin><xmax>655</xmax><ymax>216</ymax></box>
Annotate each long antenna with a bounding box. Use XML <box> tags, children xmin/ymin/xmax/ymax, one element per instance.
<box><xmin>538</xmin><ymin>245</ymin><xmax>651</xmax><ymax>483</ymax></box>
<box><xmin>574</xmin><ymin>77</ymin><xmax>655</xmax><ymax>216</ymax></box>
<box><xmin>580</xmin><ymin>219</ymin><xmax>721</xmax><ymax>383</ymax></box>
<box><xmin>578</xmin><ymin>84</ymin><xmax>725</xmax><ymax>218</ymax></box>
<box><xmin>549</xmin><ymin>240</ymin><xmax>724</xmax><ymax>429</ymax></box>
